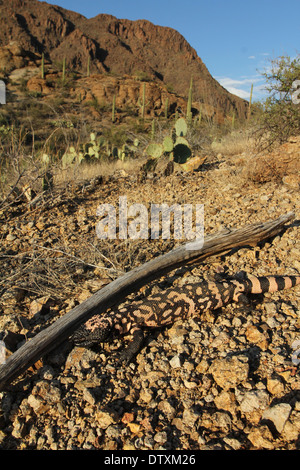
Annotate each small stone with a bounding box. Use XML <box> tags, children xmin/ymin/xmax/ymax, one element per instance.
<box><xmin>295</xmin><ymin>401</ymin><xmax>300</xmax><ymax>411</ymax></box>
<box><xmin>6</xmin><ymin>233</ymin><xmax>16</xmax><ymax>241</ymax></box>
<box><xmin>200</xmin><ymin>411</ymin><xmax>231</xmax><ymax>432</ymax></box>
<box><xmin>248</xmin><ymin>425</ymin><xmax>274</xmax><ymax>449</ymax></box>
<box><xmin>245</xmin><ymin>325</ymin><xmax>269</xmax><ymax>350</ymax></box>
<box><xmin>0</xmin><ymin>430</ymin><xmax>6</xmax><ymax>444</ymax></box>
<box><xmin>214</xmin><ymin>390</ymin><xmax>236</xmax><ymax>413</ymax></box>
<box><xmin>82</xmin><ymin>388</ymin><xmax>96</xmax><ymax>405</ymax></box>
<box><xmin>210</xmin><ymin>332</ymin><xmax>230</xmax><ymax>348</ymax></box>
<box><xmin>27</xmin><ymin>395</ymin><xmax>49</xmax><ymax>414</ymax></box>
<box><xmin>32</xmin><ymin>380</ymin><xmax>61</xmax><ymax>404</ymax></box>
<box><xmin>183</xmin><ymin>379</ymin><xmax>197</xmax><ymax>389</ymax></box>
<box><xmin>210</xmin><ymin>356</ymin><xmax>249</xmax><ymax>390</ymax></box>
<box><xmin>196</xmin><ymin>359</ymin><xmax>209</xmax><ymax>373</ymax></box>
<box><xmin>157</xmin><ymin>400</ymin><xmax>176</xmax><ymax>419</ymax></box>
<box><xmin>77</xmin><ymin>289</ymin><xmax>92</xmax><ymax>302</ymax></box>
<box><xmin>123</xmin><ymin>443</ymin><xmax>136</xmax><ymax>450</ymax></box>
<box><xmin>12</xmin><ymin>417</ymin><xmax>27</xmax><ymax>439</ymax></box>
<box><xmin>143</xmin><ymin>435</ymin><xmax>155</xmax><ymax>448</ymax></box>
<box><xmin>29</xmin><ymin>296</ymin><xmax>51</xmax><ymax>316</ymax></box>
<box><xmin>121</xmin><ymin>412</ymin><xmax>135</xmax><ymax>424</ymax></box>
<box><xmin>45</xmin><ymin>425</ymin><xmax>55</xmax><ymax>444</ymax></box>
<box><xmin>139</xmin><ymin>389</ymin><xmax>152</xmax><ymax>403</ymax></box>
<box><xmin>282</xmin><ymin>174</ymin><xmax>299</xmax><ymax>189</ymax></box>
<box><xmin>171</xmin><ymin>417</ymin><xmax>184</xmax><ymax>431</ymax></box>
<box><xmin>282</xmin><ymin>421</ymin><xmax>299</xmax><ymax>441</ymax></box>
<box><xmin>264</xmin><ymin>302</ymin><xmax>277</xmax><ymax>316</ymax></box>
<box><xmin>223</xmin><ymin>437</ymin><xmax>242</xmax><ymax>450</ymax></box>
<box><xmin>39</xmin><ymin>365</ymin><xmax>55</xmax><ymax>380</ymax></box>
<box><xmin>182</xmin><ymin>408</ymin><xmax>200</xmax><ymax>427</ymax></box>
<box><xmin>154</xmin><ymin>431</ymin><xmax>167</xmax><ymax>444</ymax></box>
<box><xmin>262</xmin><ymin>403</ymin><xmax>292</xmax><ymax>433</ymax></box>
<box><xmin>169</xmin><ymin>355</ymin><xmax>181</xmax><ymax>369</ymax></box>
<box><xmin>95</xmin><ymin>410</ymin><xmax>116</xmax><ymax>429</ymax></box>
<box><xmin>266</xmin><ymin>377</ymin><xmax>285</xmax><ymax>396</ymax></box>
<box><xmin>64</xmin><ymin>347</ymin><xmax>98</xmax><ymax>371</ymax></box>
<box><xmin>236</xmin><ymin>390</ymin><xmax>269</xmax><ymax>414</ymax></box>
<box><xmin>127</xmin><ymin>422</ymin><xmax>140</xmax><ymax>434</ymax></box>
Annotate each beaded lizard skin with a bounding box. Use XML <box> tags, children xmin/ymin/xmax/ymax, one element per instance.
<box><xmin>72</xmin><ymin>272</ymin><xmax>300</xmax><ymax>362</ymax></box>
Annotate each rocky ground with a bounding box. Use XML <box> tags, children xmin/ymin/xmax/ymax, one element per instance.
<box><xmin>0</xmin><ymin>136</ymin><xmax>299</xmax><ymax>450</ymax></box>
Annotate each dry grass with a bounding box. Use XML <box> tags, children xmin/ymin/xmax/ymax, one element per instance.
<box><xmin>53</xmin><ymin>157</ymin><xmax>145</xmax><ymax>187</ymax></box>
<box><xmin>211</xmin><ymin>129</ymin><xmax>255</xmax><ymax>156</ymax></box>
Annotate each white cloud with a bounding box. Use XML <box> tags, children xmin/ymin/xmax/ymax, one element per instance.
<box><xmin>224</xmin><ymin>86</ymin><xmax>251</xmax><ymax>99</ymax></box>
<box><xmin>248</xmin><ymin>55</ymin><xmax>256</xmax><ymax>60</ymax></box>
<box><xmin>227</xmin><ymin>87</ymin><xmax>250</xmax><ymax>99</ymax></box>
<box><xmin>215</xmin><ymin>76</ymin><xmax>266</xmax><ymax>100</ymax></box>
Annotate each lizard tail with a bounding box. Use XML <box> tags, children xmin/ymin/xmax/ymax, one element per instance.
<box><xmin>246</xmin><ymin>274</ymin><xmax>300</xmax><ymax>294</ymax></box>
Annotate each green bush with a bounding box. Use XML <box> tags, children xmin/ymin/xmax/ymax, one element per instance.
<box><xmin>256</xmin><ymin>54</ymin><xmax>300</xmax><ymax>149</ymax></box>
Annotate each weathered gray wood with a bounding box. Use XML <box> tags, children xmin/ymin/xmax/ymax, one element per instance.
<box><xmin>0</xmin><ymin>211</ymin><xmax>295</xmax><ymax>391</ymax></box>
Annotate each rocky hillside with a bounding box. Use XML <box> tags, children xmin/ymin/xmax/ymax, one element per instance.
<box><xmin>0</xmin><ymin>136</ymin><xmax>299</xmax><ymax>450</ymax></box>
<box><xmin>0</xmin><ymin>0</ymin><xmax>248</xmax><ymax>121</ymax></box>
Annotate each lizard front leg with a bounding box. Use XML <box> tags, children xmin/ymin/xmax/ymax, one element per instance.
<box><xmin>118</xmin><ymin>328</ymin><xmax>145</xmax><ymax>364</ymax></box>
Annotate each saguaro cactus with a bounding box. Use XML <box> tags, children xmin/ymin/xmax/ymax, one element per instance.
<box><xmin>62</xmin><ymin>57</ymin><xmax>66</xmax><ymax>82</ymax></box>
<box><xmin>138</xmin><ymin>82</ymin><xmax>146</xmax><ymax>118</ymax></box>
<box><xmin>165</xmin><ymin>98</ymin><xmax>169</xmax><ymax>119</ymax></box>
<box><xmin>248</xmin><ymin>83</ymin><xmax>253</xmax><ymax>120</ymax></box>
<box><xmin>112</xmin><ymin>95</ymin><xmax>116</xmax><ymax>123</ymax></box>
<box><xmin>186</xmin><ymin>77</ymin><xmax>193</xmax><ymax>124</ymax></box>
<box><xmin>151</xmin><ymin>119</ymin><xmax>156</xmax><ymax>140</ymax></box>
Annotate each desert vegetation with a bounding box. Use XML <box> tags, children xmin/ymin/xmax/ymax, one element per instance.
<box><xmin>1</xmin><ymin>53</ymin><xmax>298</xmax><ymax>204</ymax></box>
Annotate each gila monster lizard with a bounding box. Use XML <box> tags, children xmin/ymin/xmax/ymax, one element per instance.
<box><xmin>72</xmin><ymin>272</ymin><xmax>300</xmax><ymax>362</ymax></box>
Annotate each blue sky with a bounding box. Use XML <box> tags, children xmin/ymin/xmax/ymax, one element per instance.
<box><xmin>45</xmin><ymin>0</ymin><xmax>299</xmax><ymax>101</ymax></box>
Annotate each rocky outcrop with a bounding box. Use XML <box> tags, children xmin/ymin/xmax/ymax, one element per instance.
<box><xmin>74</xmin><ymin>74</ymin><xmax>188</xmax><ymax>118</ymax></box>
<box><xmin>0</xmin><ymin>0</ymin><xmax>248</xmax><ymax>121</ymax></box>
<box><xmin>0</xmin><ymin>41</ymin><xmax>28</xmax><ymax>72</ymax></box>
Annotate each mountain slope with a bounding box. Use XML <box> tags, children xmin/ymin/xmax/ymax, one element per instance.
<box><xmin>0</xmin><ymin>0</ymin><xmax>248</xmax><ymax>120</ymax></box>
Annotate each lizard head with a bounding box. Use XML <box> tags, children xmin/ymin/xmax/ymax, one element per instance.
<box><xmin>72</xmin><ymin>315</ymin><xmax>112</xmax><ymax>348</ymax></box>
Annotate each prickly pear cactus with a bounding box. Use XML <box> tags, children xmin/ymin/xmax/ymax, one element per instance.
<box><xmin>142</xmin><ymin>116</ymin><xmax>193</xmax><ymax>176</ymax></box>
<box><xmin>62</xmin><ymin>146</ymin><xmax>84</xmax><ymax>168</ymax></box>
<box><xmin>145</xmin><ymin>142</ymin><xmax>164</xmax><ymax>159</ymax></box>
<box><xmin>163</xmin><ymin>136</ymin><xmax>174</xmax><ymax>153</ymax></box>
<box><xmin>174</xmin><ymin>117</ymin><xmax>188</xmax><ymax>137</ymax></box>
<box><xmin>172</xmin><ymin>118</ymin><xmax>191</xmax><ymax>163</ymax></box>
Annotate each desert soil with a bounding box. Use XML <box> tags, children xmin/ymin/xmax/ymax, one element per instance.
<box><xmin>0</xmin><ymin>136</ymin><xmax>299</xmax><ymax>450</ymax></box>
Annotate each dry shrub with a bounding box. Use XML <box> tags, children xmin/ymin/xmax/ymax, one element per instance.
<box><xmin>245</xmin><ymin>136</ymin><xmax>300</xmax><ymax>184</ymax></box>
